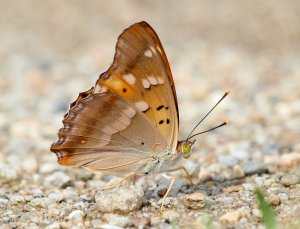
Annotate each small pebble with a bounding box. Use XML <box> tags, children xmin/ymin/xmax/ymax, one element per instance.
<box><xmin>162</xmin><ymin>210</ymin><xmax>180</xmax><ymax>221</ymax></box>
<box><xmin>242</xmin><ymin>183</ymin><xmax>256</xmax><ymax>191</ymax></box>
<box><xmin>10</xmin><ymin>195</ymin><xmax>25</xmax><ymax>204</ymax></box>
<box><xmin>39</xmin><ymin>163</ymin><xmax>59</xmax><ymax>174</ymax></box>
<box><xmin>157</xmin><ymin>186</ymin><xmax>168</xmax><ymax>197</ymax></box>
<box><xmin>254</xmin><ymin>177</ymin><xmax>265</xmax><ymax>187</ymax></box>
<box><xmin>266</xmin><ymin>194</ymin><xmax>281</xmax><ymax>206</ymax></box>
<box><xmin>48</xmin><ymin>193</ymin><xmax>64</xmax><ymax>203</ymax></box>
<box><xmin>279</xmin><ymin>152</ymin><xmax>300</xmax><ymax>168</ymax></box>
<box><xmin>131</xmin><ymin>217</ymin><xmax>151</xmax><ymax>229</ymax></box>
<box><xmin>95</xmin><ymin>185</ymin><xmax>144</xmax><ymax>213</ymax></box>
<box><xmin>223</xmin><ymin>185</ymin><xmax>242</xmax><ymax>193</ymax></box>
<box><xmin>278</xmin><ymin>193</ymin><xmax>289</xmax><ymax>203</ymax></box>
<box><xmin>219</xmin><ymin>155</ymin><xmax>239</xmax><ymax>167</ymax></box>
<box><xmin>62</xmin><ymin>189</ymin><xmax>78</xmax><ymax>200</ymax></box>
<box><xmin>44</xmin><ymin>171</ymin><xmax>71</xmax><ymax>188</ymax></box>
<box><xmin>68</xmin><ymin>210</ymin><xmax>85</xmax><ymax>223</ymax></box>
<box><xmin>0</xmin><ymin>195</ymin><xmax>9</xmax><ymax>208</ymax></box>
<box><xmin>243</xmin><ymin>161</ymin><xmax>268</xmax><ymax>175</ymax></box>
<box><xmin>31</xmin><ymin>197</ymin><xmax>52</xmax><ymax>208</ymax></box>
<box><xmin>45</xmin><ymin>222</ymin><xmax>61</xmax><ymax>229</ymax></box>
<box><xmin>219</xmin><ymin>209</ymin><xmax>247</xmax><ymax>223</ymax></box>
<box><xmin>252</xmin><ymin>209</ymin><xmax>262</xmax><ymax>218</ymax></box>
<box><xmin>21</xmin><ymin>156</ymin><xmax>38</xmax><ymax>174</ymax></box>
<box><xmin>219</xmin><ymin>197</ymin><xmax>235</xmax><ymax>205</ymax></box>
<box><xmin>232</xmin><ymin>165</ymin><xmax>245</xmax><ymax>178</ymax></box>
<box><xmin>0</xmin><ymin>164</ymin><xmax>18</xmax><ymax>184</ymax></box>
<box><xmin>231</xmin><ymin>149</ymin><xmax>249</xmax><ymax>161</ymax></box>
<box><xmin>264</xmin><ymin>178</ymin><xmax>275</xmax><ymax>187</ymax></box>
<box><xmin>103</xmin><ymin>214</ymin><xmax>131</xmax><ymax>227</ymax></box>
<box><xmin>91</xmin><ymin>219</ymin><xmax>102</xmax><ymax>228</ymax></box>
<box><xmin>198</xmin><ymin>169</ymin><xmax>212</xmax><ymax>182</ymax></box>
<box><xmin>183</xmin><ymin>192</ymin><xmax>206</xmax><ymax>210</ymax></box>
<box><xmin>277</xmin><ymin>174</ymin><xmax>300</xmax><ymax>186</ymax></box>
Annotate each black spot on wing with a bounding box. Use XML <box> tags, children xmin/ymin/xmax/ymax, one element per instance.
<box><xmin>157</xmin><ymin>105</ymin><xmax>164</xmax><ymax>110</ymax></box>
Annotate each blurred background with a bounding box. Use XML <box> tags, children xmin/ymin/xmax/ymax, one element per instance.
<box><xmin>0</xmin><ymin>0</ymin><xmax>299</xmax><ymax>161</ymax></box>
<box><xmin>0</xmin><ymin>0</ymin><xmax>300</xmax><ymax>227</ymax></box>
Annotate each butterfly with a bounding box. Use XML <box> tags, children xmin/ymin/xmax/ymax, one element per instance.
<box><xmin>51</xmin><ymin>21</ymin><xmax>229</xmax><ymax>212</ymax></box>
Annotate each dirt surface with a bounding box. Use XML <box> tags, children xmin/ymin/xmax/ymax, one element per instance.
<box><xmin>0</xmin><ymin>1</ymin><xmax>300</xmax><ymax>228</ymax></box>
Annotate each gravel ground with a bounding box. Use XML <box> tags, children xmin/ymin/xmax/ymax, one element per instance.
<box><xmin>1</xmin><ymin>1</ymin><xmax>300</xmax><ymax>228</ymax></box>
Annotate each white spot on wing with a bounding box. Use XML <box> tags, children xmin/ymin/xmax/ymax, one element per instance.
<box><xmin>157</xmin><ymin>76</ymin><xmax>164</xmax><ymax>84</ymax></box>
<box><xmin>123</xmin><ymin>73</ymin><xmax>136</xmax><ymax>85</ymax></box>
<box><xmin>142</xmin><ymin>79</ymin><xmax>150</xmax><ymax>89</ymax></box>
<box><xmin>123</xmin><ymin>106</ymin><xmax>136</xmax><ymax>118</ymax></box>
<box><xmin>144</xmin><ymin>49</ymin><xmax>152</xmax><ymax>58</ymax></box>
<box><xmin>135</xmin><ymin>101</ymin><xmax>149</xmax><ymax>112</ymax></box>
<box><xmin>147</xmin><ymin>76</ymin><xmax>158</xmax><ymax>85</ymax></box>
<box><xmin>94</xmin><ymin>84</ymin><xmax>107</xmax><ymax>93</ymax></box>
<box><xmin>150</xmin><ymin>46</ymin><xmax>156</xmax><ymax>53</ymax></box>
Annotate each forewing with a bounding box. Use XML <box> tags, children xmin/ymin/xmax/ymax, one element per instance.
<box><xmin>95</xmin><ymin>21</ymin><xmax>179</xmax><ymax>149</ymax></box>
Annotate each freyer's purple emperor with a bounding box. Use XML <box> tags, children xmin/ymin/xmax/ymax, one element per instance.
<box><xmin>51</xmin><ymin>21</ymin><xmax>229</xmax><ymax>211</ymax></box>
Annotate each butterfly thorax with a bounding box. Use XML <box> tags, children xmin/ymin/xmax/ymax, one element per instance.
<box><xmin>145</xmin><ymin>140</ymin><xmax>194</xmax><ymax>174</ymax></box>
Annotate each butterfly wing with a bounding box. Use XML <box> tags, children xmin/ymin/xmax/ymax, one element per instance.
<box><xmin>51</xmin><ymin>89</ymin><xmax>167</xmax><ymax>175</ymax></box>
<box><xmin>51</xmin><ymin>21</ymin><xmax>179</xmax><ymax>174</ymax></box>
<box><xmin>95</xmin><ymin>21</ymin><xmax>179</xmax><ymax>151</ymax></box>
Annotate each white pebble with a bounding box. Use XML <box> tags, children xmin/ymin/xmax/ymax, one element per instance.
<box><xmin>103</xmin><ymin>214</ymin><xmax>131</xmax><ymax>227</ymax></box>
<box><xmin>68</xmin><ymin>210</ymin><xmax>85</xmax><ymax>223</ymax></box>
<box><xmin>44</xmin><ymin>171</ymin><xmax>71</xmax><ymax>187</ymax></box>
<box><xmin>31</xmin><ymin>197</ymin><xmax>52</xmax><ymax>208</ymax></box>
<box><xmin>95</xmin><ymin>185</ymin><xmax>144</xmax><ymax>213</ymax></box>
<box><xmin>21</xmin><ymin>156</ymin><xmax>38</xmax><ymax>174</ymax></box>
<box><xmin>48</xmin><ymin>193</ymin><xmax>64</xmax><ymax>203</ymax></box>
<box><xmin>0</xmin><ymin>164</ymin><xmax>18</xmax><ymax>184</ymax></box>
<box><xmin>278</xmin><ymin>193</ymin><xmax>289</xmax><ymax>203</ymax></box>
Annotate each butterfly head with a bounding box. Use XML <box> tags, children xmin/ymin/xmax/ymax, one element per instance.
<box><xmin>178</xmin><ymin>140</ymin><xmax>196</xmax><ymax>159</ymax></box>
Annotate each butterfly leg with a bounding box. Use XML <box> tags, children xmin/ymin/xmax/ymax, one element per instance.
<box><xmin>133</xmin><ymin>173</ymin><xmax>136</xmax><ymax>185</ymax></box>
<box><xmin>103</xmin><ymin>172</ymin><xmax>136</xmax><ymax>190</ymax></box>
<box><xmin>165</xmin><ymin>166</ymin><xmax>199</xmax><ymax>189</ymax></box>
<box><xmin>160</xmin><ymin>174</ymin><xmax>176</xmax><ymax>212</ymax></box>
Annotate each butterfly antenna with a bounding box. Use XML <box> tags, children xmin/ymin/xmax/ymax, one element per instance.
<box><xmin>186</xmin><ymin>90</ymin><xmax>230</xmax><ymax>140</ymax></box>
<box><xmin>187</xmin><ymin>121</ymin><xmax>229</xmax><ymax>141</ymax></box>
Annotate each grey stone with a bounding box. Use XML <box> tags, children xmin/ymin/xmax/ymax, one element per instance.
<box><xmin>219</xmin><ymin>155</ymin><xmax>239</xmax><ymax>167</ymax></box>
<box><xmin>95</xmin><ymin>185</ymin><xmax>144</xmax><ymax>213</ymax></box>
<box><xmin>48</xmin><ymin>192</ymin><xmax>64</xmax><ymax>203</ymax></box>
<box><xmin>103</xmin><ymin>214</ymin><xmax>131</xmax><ymax>227</ymax></box>
<box><xmin>243</xmin><ymin>161</ymin><xmax>268</xmax><ymax>175</ymax></box>
<box><xmin>0</xmin><ymin>195</ymin><xmax>9</xmax><ymax>208</ymax></box>
<box><xmin>277</xmin><ymin>174</ymin><xmax>300</xmax><ymax>186</ymax></box>
<box><xmin>0</xmin><ymin>164</ymin><xmax>18</xmax><ymax>184</ymax></box>
<box><xmin>44</xmin><ymin>171</ymin><xmax>71</xmax><ymax>188</ymax></box>
<box><xmin>230</xmin><ymin>149</ymin><xmax>250</xmax><ymax>161</ymax></box>
<box><xmin>278</xmin><ymin>193</ymin><xmax>289</xmax><ymax>203</ymax></box>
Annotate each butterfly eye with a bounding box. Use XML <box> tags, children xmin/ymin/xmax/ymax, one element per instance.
<box><xmin>182</xmin><ymin>143</ymin><xmax>191</xmax><ymax>154</ymax></box>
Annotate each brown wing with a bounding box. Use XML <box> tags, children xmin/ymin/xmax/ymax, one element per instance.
<box><xmin>51</xmin><ymin>89</ymin><xmax>166</xmax><ymax>175</ymax></box>
<box><xmin>95</xmin><ymin>21</ymin><xmax>179</xmax><ymax>149</ymax></box>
